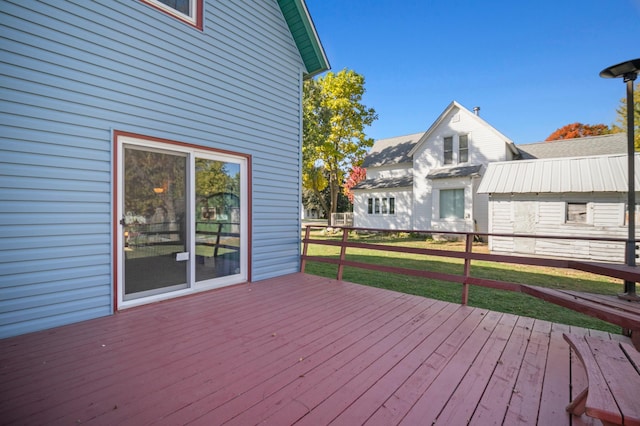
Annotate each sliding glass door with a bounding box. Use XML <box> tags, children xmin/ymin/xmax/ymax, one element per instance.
<box><xmin>195</xmin><ymin>158</ymin><xmax>242</xmax><ymax>282</ymax></box>
<box><xmin>123</xmin><ymin>146</ymin><xmax>188</xmax><ymax>300</ymax></box>
<box><xmin>117</xmin><ymin>134</ymin><xmax>248</xmax><ymax>308</ymax></box>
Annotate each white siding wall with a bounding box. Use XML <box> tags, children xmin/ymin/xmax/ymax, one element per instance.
<box><xmin>472</xmin><ymin>177</ymin><xmax>489</xmax><ymax>234</ymax></box>
<box><xmin>353</xmin><ymin>190</ymin><xmax>413</xmax><ymax>230</ymax></box>
<box><xmin>0</xmin><ymin>0</ymin><xmax>306</xmax><ymax>337</ymax></box>
<box><xmin>412</xmin><ymin>106</ymin><xmax>509</xmax><ymax>231</ymax></box>
<box><xmin>430</xmin><ymin>177</ymin><xmax>475</xmax><ymax>233</ymax></box>
<box><xmin>365</xmin><ymin>164</ymin><xmax>413</xmax><ymax>180</ymax></box>
<box><xmin>487</xmin><ymin>193</ymin><xmax>633</xmax><ymax>262</ymax></box>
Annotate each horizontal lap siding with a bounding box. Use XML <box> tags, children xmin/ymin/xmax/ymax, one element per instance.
<box><xmin>352</xmin><ymin>190</ymin><xmax>413</xmax><ymax>229</ymax></box>
<box><xmin>487</xmin><ymin>196</ymin><xmax>632</xmax><ymax>262</ymax></box>
<box><xmin>0</xmin><ymin>0</ymin><xmax>305</xmax><ymax>337</ymax></box>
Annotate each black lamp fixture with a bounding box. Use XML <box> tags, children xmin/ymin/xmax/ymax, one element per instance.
<box><xmin>600</xmin><ymin>58</ymin><xmax>640</xmax><ymax>301</ymax></box>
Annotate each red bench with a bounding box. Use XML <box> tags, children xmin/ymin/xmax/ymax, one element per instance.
<box><xmin>563</xmin><ymin>333</ymin><xmax>640</xmax><ymax>425</ymax></box>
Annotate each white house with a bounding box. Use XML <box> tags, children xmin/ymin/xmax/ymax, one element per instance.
<box><xmin>478</xmin><ymin>134</ymin><xmax>633</xmax><ymax>262</ymax></box>
<box><xmin>352</xmin><ymin>101</ymin><xmax>518</xmax><ymax>233</ymax></box>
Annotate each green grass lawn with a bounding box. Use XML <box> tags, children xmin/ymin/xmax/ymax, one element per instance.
<box><xmin>302</xmin><ymin>230</ymin><xmax>623</xmax><ymax>334</ymax></box>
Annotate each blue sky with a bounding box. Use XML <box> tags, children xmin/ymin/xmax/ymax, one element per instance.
<box><xmin>305</xmin><ymin>0</ymin><xmax>640</xmax><ymax>145</ymax></box>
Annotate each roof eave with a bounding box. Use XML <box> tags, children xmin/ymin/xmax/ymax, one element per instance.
<box><xmin>278</xmin><ymin>0</ymin><xmax>330</xmax><ymax>78</ymax></box>
<box><xmin>409</xmin><ymin>101</ymin><xmax>516</xmax><ymax>156</ymax></box>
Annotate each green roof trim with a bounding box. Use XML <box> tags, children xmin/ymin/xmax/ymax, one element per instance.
<box><xmin>278</xmin><ymin>0</ymin><xmax>330</xmax><ymax>78</ymax></box>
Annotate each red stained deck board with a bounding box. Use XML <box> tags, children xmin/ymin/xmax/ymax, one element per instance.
<box><xmin>3</xmin><ymin>277</ymin><xmax>353</xmax><ymax>421</ymax></box>
<box><xmin>134</xmin><ymin>289</ymin><xmax>426</xmax><ymax>425</ymax></box>
<box><xmin>428</xmin><ymin>313</ymin><xmax>520</xmax><ymax>426</ymax></box>
<box><xmin>502</xmin><ymin>319</ymin><xmax>552</xmax><ymax>425</ymax></box>
<box><xmin>584</xmin><ymin>337</ymin><xmax>640</xmax><ymax>425</ymax></box>
<box><xmin>563</xmin><ymin>290</ymin><xmax>640</xmax><ymax>316</ymax></box>
<box><xmin>2</xmin><ymin>275</ymin><xmax>304</xmax><ymax>384</ymax></box>
<box><xmin>180</xmin><ymin>294</ymin><xmax>446</xmax><ymax>425</ymax></box>
<box><xmin>1</xmin><ymin>272</ymin><xmax>633</xmax><ymax>426</ymax></box>
<box><xmin>294</xmin><ymin>306</ymin><xmax>482</xmax><ymax>426</ymax></box>
<box><xmin>568</xmin><ymin>326</ymin><xmax>600</xmax><ymax>426</ymax></box>
<box><xmin>536</xmin><ymin>322</ymin><xmax>572</xmax><ymax>426</ymax></box>
<box><xmin>3</xmin><ymin>275</ymin><xmax>345</xmax><ymax>422</ymax></box>
<box><xmin>41</xmin><ymin>281</ymin><xmax>404</xmax><ymax>425</ymax></box>
<box><xmin>467</xmin><ymin>315</ymin><xmax>536</xmax><ymax>425</ymax></box>
<box><xmin>243</xmin><ymin>301</ymin><xmax>457</xmax><ymax>426</ymax></box>
<box><xmin>314</xmin><ymin>309</ymin><xmax>500</xmax><ymax>426</ymax></box>
<box><xmin>366</xmin><ymin>310</ymin><xmax>503</xmax><ymax>426</ymax></box>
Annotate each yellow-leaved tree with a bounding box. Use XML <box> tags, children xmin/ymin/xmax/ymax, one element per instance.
<box><xmin>614</xmin><ymin>81</ymin><xmax>640</xmax><ymax>149</ymax></box>
<box><xmin>302</xmin><ymin>69</ymin><xmax>377</xmax><ymax>221</ymax></box>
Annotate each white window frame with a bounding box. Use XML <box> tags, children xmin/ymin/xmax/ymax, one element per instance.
<box><xmin>444</xmin><ymin>136</ymin><xmax>453</xmax><ymax>165</ymax></box>
<box><xmin>142</xmin><ymin>0</ymin><xmax>201</xmax><ymax>28</ymax></box>
<box><xmin>115</xmin><ymin>133</ymin><xmax>249</xmax><ymax>310</ymax></box>
<box><xmin>459</xmin><ymin>134</ymin><xmax>469</xmax><ymax>163</ymax></box>
<box><xmin>565</xmin><ymin>202</ymin><xmax>593</xmax><ymax>225</ymax></box>
<box><xmin>367</xmin><ymin>196</ymin><xmax>396</xmax><ymax>215</ymax></box>
<box><xmin>439</xmin><ymin>188</ymin><xmax>465</xmax><ymax>219</ymax></box>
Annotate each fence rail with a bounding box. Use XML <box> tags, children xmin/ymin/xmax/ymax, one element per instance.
<box><xmin>301</xmin><ymin>226</ymin><xmax>640</xmax><ymax>345</ymax></box>
<box><xmin>300</xmin><ymin>226</ymin><xmax>640</xmax><ymax>324</ymax></box>
<box><xmin>330</xmin><ymin>212</ymin><xmax>353</xmax><ymax>227</ymax></box>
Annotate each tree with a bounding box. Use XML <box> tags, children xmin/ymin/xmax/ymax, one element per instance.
<box><xmin>613</xmin><ymin>81</ymin><xmax>640</xmax><ymax>149</ymax></box>
<box><xmin>545</xmin><ymin>122</ymin><xmax>612</xmax><ymax>141</ymax></box>
<box><xmin>303</xmin><ymin>69</ymin><xmax>378</xmax><ymax>221</ymax></box>
<box><xmin>343</xmin><ymin>165</ymin><xmax>367</xmax><ymax>204</ymax></box>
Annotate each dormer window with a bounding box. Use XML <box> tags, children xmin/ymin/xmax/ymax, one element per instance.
<box><xmin>459</xmin><ymin>134</ymin><xmax>469</xmax><ymax>163</ymax></box>
<box><xmin>444</xmin><ymin>136</ymin><xmax>453</xmax><ymax>165</ymax></box>
<box><xmin>141</xmin><ymin>0</ymin><xmax>203</xmax><ymax>29</ymax></box>
<box><xmin>444</xmin><ymin>135</ymin><xmax>469</xmax><ymax>165</ymax></box>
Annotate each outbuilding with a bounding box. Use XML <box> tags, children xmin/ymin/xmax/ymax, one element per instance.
<box><xmin>478</xmin><ymin>150</ymin><xmax>639</xmax><ymax>262</ymax></box>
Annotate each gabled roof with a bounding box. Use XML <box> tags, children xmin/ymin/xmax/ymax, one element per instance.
<box><xmin>278</xmin><ymin>0</ymin><xmax>330</xmax><ymax>78</ymax></box>
<box><xmin>478</xmin><ymin>153</ymin><xmax>640</xmax><ymax>194</ymax></box>
<box><xmin>427</xmin><ymin>164</ymin><xmax>483</xmax><ymax>180</ymax></box>
<box><xmin>408</xmin><ymin>101</ymin><xmax>518</xmax><ymax>157</ymax></box>
<box><xmin>361</xmin><ymin>132</ymin><xmax>424</xmax><ymax>168</ymax></box>
<box><xmin>517</xmin><ymin>133</ymin><xmax>626</xmax><ymax>159</ymax></box>
<box><xmin>352</xmin><ymin>175</ymin><xmax>414</xmax><ymax>190</ymax></box>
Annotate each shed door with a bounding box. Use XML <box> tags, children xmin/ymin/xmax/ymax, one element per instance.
<box><xmin>513</xmin><ymin>201</ymin><xmax>536</xmax><ymax>253</ymax></box>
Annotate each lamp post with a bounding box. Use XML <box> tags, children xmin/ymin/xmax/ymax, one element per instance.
<box><xmin>600</xmin><ymin>58</ymin><xmax>640</xmax><ymax>301</ymax></box>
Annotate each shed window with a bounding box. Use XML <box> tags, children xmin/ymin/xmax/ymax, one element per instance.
<box><xmin>440</xmin><ymin>189</ymin><xmax>464</xmax><ymax>219</ymax></box>
<box><xmin>444</xmin><ymin>137</ymin><xmax>453</xmax><ymax>165</ymax></box>
<box><xmin>566</xmin><ymin>203</ymin><xmax>587</xmax><ymax>223</ymax></box>
<box><xmin>141</xmin><ymin>0</ymin><xmax>202</xmax><ymax>28</ymax></box>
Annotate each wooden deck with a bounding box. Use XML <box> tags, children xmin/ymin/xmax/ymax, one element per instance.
<box><xmin>0</xmin><ymin>273</ymin><xmax>632</xmax><ymax>425</ymax></box>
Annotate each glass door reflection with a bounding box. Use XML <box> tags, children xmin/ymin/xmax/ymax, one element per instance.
<box><xmin>123</xmin><ymin>146</ymin><xmax>188</xmax><ymax>299</ymax></box>
<box><xmin>195</xmin><ymin>158</ymin><xmax>241</xmax><ymax>282</ymax></box>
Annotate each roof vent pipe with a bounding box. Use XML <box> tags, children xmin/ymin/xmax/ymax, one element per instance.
<box><xmin>473</xmin><ymin>106</ymin><xmax>480</xmax><ymax>116</ymax></box>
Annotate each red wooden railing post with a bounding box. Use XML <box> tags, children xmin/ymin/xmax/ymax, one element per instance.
<box><xmin>337</xmin><ymin>228</ymin><xmax>349</xmax><ymax>280</ymax></box>
<box><xmin>462</xmin><ymin>233</ymin><xmax>473</xmax><ymax>305</ymax></box>
<box><xmin>300</xmin><ymin>226</ymin><xmax>311</xmax><ymax>273</ymax></box>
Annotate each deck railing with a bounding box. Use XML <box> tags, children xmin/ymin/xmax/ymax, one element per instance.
<box><xmin>300</xmin><ymin>226</ymin><xmax>639</xmax><ymax>305</ymax></box>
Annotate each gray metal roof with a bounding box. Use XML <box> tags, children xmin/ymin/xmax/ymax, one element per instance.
<box><xmin>427</xmin><ymin>164</ymin><xmax>483</xmax><ymax>180</ymax></box>
<box><xmin>477</xmin><ymin>153</ymin><xmax>640</xmax><ymax>194</ymax></box>
<box><xmin>361</xmin><ymin>132</ymin><xmax>423</xmax><ymax>168</ymax></box>
<box><xmin>517</xmin><ymin>133</ymin><xmax>626</xmax><ymax>159</ymax></box>
<box><xmin>352</xmin><ymin>175</ymin><xmax>414</xmax><ymax>190</ymax></box>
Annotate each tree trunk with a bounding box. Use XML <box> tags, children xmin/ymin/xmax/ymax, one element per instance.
<box><xmin>311</xmin><ymin>187</ymin><xmax>329</xmax><ymax>223</ymax></box>
<box><xmin>329</xmin><ymin>169</ymin><xmax>339</xmax><ymax>226</ymax></box>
